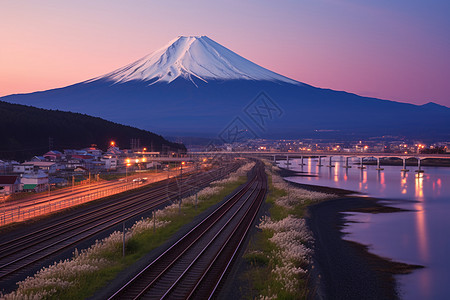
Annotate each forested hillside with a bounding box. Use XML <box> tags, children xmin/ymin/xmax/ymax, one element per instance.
<box><xmin>0</xmin><ymin>101</ymin><xmax>185</xmax><ymax>161</ymax></box>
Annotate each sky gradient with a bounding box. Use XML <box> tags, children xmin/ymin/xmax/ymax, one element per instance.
<box><xmin>1</xmin><ymin>0</ymin><xmax>449</xmax><ymax>106</ymax></box>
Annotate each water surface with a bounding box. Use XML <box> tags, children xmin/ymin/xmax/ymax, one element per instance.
<box><xmin>279</xmin><ymin>157</ymin><xmax>450</xmax><ymax>300</ymax></box>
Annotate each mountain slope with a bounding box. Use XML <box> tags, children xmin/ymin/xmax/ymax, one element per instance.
<box><xmin>0</xmin><ymin>101</ymin><xmax>185</xmax><ymax>161</ymax></box>
<box><xmin>2</xmin><ymin>36</ymin><xmax>449</xmax><ymax>141</ymax></box>
<box><xmin>89</xmin><ymin>36</ymin><xmax>300</xmax><ymax>86</ymax></box>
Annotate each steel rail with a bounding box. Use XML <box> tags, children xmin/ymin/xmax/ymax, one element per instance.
<box><xmin>0</xmin><ymin>163</ymin><xmax>240</xmax><ymax>281</ymax></box>
<box><xmin>108</xmin><ymin>162</ymin><xmax>266</xmax><ymax>300</ymax></box>
<box><xmin>108</xmin><ymin>169</ymin><xmax>258</xmax><ymax>300</ymax></box>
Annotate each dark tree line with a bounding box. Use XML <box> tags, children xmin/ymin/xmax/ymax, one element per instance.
<box><xmin>0</xmin><ymin>101</ymin><xmax>185</xmax><ymax>161</ymax></box>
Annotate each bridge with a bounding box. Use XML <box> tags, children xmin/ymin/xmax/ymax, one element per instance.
<box><xmin>187</xmin><ymin>151</ymin><xmax>450</xmax><ymax>173</ymax></box>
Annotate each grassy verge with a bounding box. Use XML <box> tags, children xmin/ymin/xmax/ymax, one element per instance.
<box><xmin>239</xmin><ymin>161</ymin><xmax>335</xmax><ymax>299</ymax></box>
<box><xmin>2</xmin><ymin>163</ymin><xmax>254</xmax><ymax>300</ymax></box>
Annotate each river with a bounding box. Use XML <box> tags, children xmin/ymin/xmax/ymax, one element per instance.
<box><xmin>278</xmin><ymin>157</ymin><xmax>450</xmax><ymax>300</ymax></box>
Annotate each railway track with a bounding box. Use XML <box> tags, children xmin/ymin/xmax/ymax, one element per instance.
<box><xmin>109</xmin><ymin>161</ymin><xmax>267</xmax><ymax>299</ymax></box>
<box><xmin>0</xmin><ymin>162</ymin><xmax>241</xmax><ymax>285</ymax></box>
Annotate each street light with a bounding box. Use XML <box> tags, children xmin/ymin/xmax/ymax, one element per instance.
<box><xmin>125</xmin><ymin>159</ymin><xmax>131</xmax><ymax>182</ymax></box>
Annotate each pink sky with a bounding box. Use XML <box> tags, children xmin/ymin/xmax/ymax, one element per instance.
<box><xmin>1</xmin><ymin>0</ymin><xmax>449</xmax><ymax>106</ymax></box>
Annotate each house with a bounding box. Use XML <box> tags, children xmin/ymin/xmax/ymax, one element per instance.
<box><xmin>68</xmin><ymin>154</ymin><xmax>104</xmax><ymax>171</ymax></box>
<box><xmin>0</xmin><ymin>160</ymin><xmax>7</xmax><ymax>174</ymax></box>
<box><xmin>43</xmin><ymin>150</ymin><xmax>63</xmax><ymax>161</ymax></box>
<box><xmin>21</xmin><ymin>172</ymin><xmax>49</xmax><ymax>193</ymax></box>
<box><xmin>70</xmin><ymin>154</ymin><xmax>94</xmax><ymax>160</ymax></box>
<box><xmin>0</xmin><ymin>175</ymin><xmax>21</xmax><ymax>195</ymax></box>
<box><xmin>84</xmin><ymin>160</ymin><xmax>105</xmax><ymax>172</ymax></box>
<box><xmin>74</xmin><ymin>166</ymin><xmax>88</xmax><ymax>173</ymax></box>
<box><xmin>31</xmin><ymin>156</ymin><xmax>46</xmax><ymax>162</ymax></box>
<box><xmin>101</xmin><ymin>156</ymin><xmax>118</xmax><ymax>170</ymax></box>
<box><xmin>22</xmin><ymin>161</ymin><xmax>58</xmax><ymax>174</ymax></box>
<box><xmin>106</xmin><ymin>146</ymin><xmax>125</xmax><ymax>156</ymax></box>
<box><xmin>64</xmin><ymin>149</ymin><xmax>88</xmax><ymax>156</ymax></box>
<box><xmin>13</xmin><ymin>163</ymin><xmax>34</xmax><ymax>174</ymax></box>
<box><xmin>82</xmin><ymin>145</ymin><xmax>103</xmax><ymax>158</ymax></box>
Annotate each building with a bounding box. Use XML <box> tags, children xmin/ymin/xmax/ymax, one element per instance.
<box><xmin>31</xmin><ymin>156</ymin><xmax>46</xmax><ymax>162</ymax></box>
<box><xmin>13</xmin><ymin>163</ymin><xmax>34</xmax><ymax>174</ymax></box>
<box><xmin>21</xmin><ymin>172</ymin><xmax>49</xmax><ymax>193</ymax></box>
<box><xmin>106</xmin><ymin>146</ymin><xmax>125</xmax><ymax>157</ymax></box>
<box><xmin>22</xmin><ymin>161</ymin><xmax>58</xmax><ymax>174</ymax></box>
<box><xmin>0</xmin><ymin>160</ymin><xmax>8</xmax><ymax>174</ymax></box>
<box><xmin>43</xmin><ymin>150</ymin><xmax>63</xmax><ymax>161</ymax></box>
<box><xmin>82</xmin><ymin>145</ymin><xmax>103</xmax><ymax>158</ymax></box>
<box><xmin>101</xmin><ymin>156</ymin><xmax>118</xmax><ymax>170</ymax></box>
<box><xmin>0</xmin><ymin>175</ymin><xmax>21</xmax><ymax>195</ymax></box>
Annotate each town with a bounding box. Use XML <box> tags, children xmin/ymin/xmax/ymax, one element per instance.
<box><xmin>2</xmin><ymin>138</ymin><xmax>449</xmax><ymax>199</ymax></box>
<box><xmin>0</xmin><ymin>141</ymin><xmax>170</xmax><ymax>198</ymax></box>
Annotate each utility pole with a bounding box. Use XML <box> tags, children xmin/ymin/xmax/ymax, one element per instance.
<box><xmin>179</xmin><ymin>161</ymin><xmax>184</xmax><ymax>214</ymax></box>
<box><xmin>195</xmin><ymin>191</ymin><xmax>198</xmax><ymax>210</ymax></box>
<box><xmin>48</xmin><ymin>137</ymin><xmax>54</xmax><ymax>151</ymax></box>
<box><xmin>122</xmin><ymin>222</ymin><xmax>126</xmax><ymax>257</ymax></box>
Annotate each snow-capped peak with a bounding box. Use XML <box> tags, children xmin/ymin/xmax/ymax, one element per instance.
<box><xmin>93</xmin><ymin>36</ymin><xmax>301</xmax><ymax>86</ymax></box>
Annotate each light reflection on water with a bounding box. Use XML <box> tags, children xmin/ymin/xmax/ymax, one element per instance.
<box><xmin>279</xmin><ymin>157</ymin><xmax>450</xmax><ymax>300</ymax></box>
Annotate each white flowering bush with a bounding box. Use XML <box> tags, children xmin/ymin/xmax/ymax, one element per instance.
<box><xmin>2</xmin><ymin>208</ymin><xmax>174</xmax><ymax>299</ymax></box>
<box><xmin>246</xmin><ymin>160</ymin><xmax>336</xmax><ymax>298</ymax></box>
<box><xmin>129</xmin><ymin>217</ymin><xmax>171</xmax><ymax>236</ymax></box>
<box><xmin>271</xmin><ymin>172</ymin><xmax>333</xmax><ymax>203</ymax></box>
<box><xmin>257</xmin><ymin>215</ymin><xmax>313</xmax><ymax>295</ymax></box>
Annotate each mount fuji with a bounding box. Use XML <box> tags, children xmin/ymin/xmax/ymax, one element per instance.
<box><xmin>2</xmin><ymin>36</ymin><xmax>450</xmax><ymax>141</ymax></box>
<box><xmin>90</xmin><ymin>36</ymin><xmax>299</xmax><ymax>86</ymax></box>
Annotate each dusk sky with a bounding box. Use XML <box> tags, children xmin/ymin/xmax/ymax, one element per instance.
<box><xmin>1</xmin><ymin>0</ymin><xmax>449</xmax><ymax>106</ymax></box>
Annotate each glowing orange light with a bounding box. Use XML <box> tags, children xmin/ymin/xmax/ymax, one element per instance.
<box><xmin>110</xmin><ymin>141</ymin><xmax>115</xmax><ymax>146</ymax></box>
<box><xmin>143</xmin><ymin>147</ymin><xmax>147</xmax><ymax>151</ymax></box>
<box><xmin>181</xmin><ymin>161</ymin><xmax>186</xmax><ymax>165</ymax></box>
<box><xmin>126</xmin><ymin>158</ymin><xmax>131</xmax><ymax>164</ymax></box>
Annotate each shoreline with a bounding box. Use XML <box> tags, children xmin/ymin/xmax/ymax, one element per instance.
<box><xmin>278</xmin><ymin>169</ymin><xmax>423</xmax><ymax>299</ymax></box>
<box><xmin>305</xmin><ymin>196</ymin><xmax>423</xmax><ymax>300</ymax></box>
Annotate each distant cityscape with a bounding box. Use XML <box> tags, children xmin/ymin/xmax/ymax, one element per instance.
<box><xmin>202</xmin><ymin>138</ymin><xmax>450</xmax><ymax>154</ymax></box>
